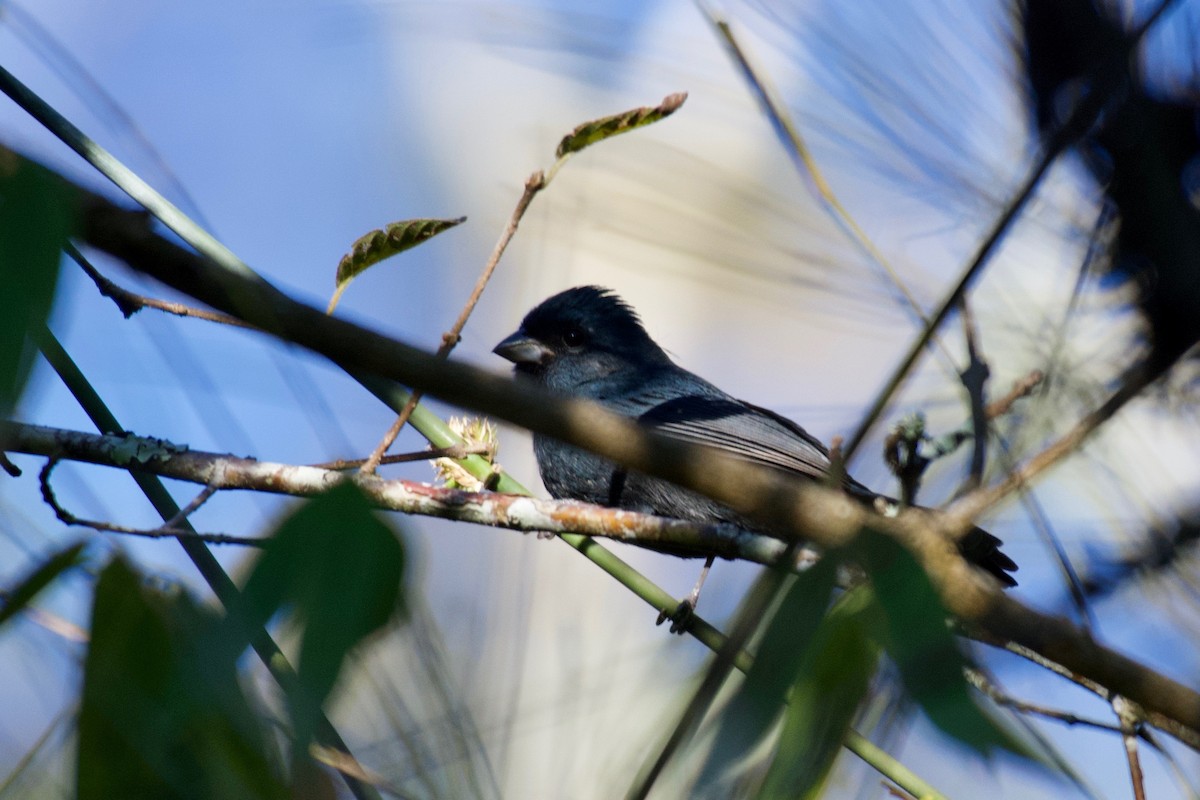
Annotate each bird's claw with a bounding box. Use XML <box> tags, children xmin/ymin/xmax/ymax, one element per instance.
<box><xmin>656</xmin><ymin>598</ymin><xmax>695</xmax><ymax>635</ymax></box>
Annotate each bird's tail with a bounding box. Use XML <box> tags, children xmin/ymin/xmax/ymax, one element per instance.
<box><xmin>958</xmin><ymin>526</ymin><xmax>1019</xmax><ymax>587</ymax></box>
<box><xmin>846</xmin><ymin>480</ymin><xmax>1019</xmax><ymax>587</ymax></box>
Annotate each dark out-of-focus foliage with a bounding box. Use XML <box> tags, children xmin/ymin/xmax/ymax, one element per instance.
<box><xmin>72</xmin><ymin>483</ymin><xmax>407</xmax><ymax>799</ymax></box>
<box><xmin>1083</xmin><ymin>509</ymin><xmax>1200</xmax><ymax>596</ymax></box>
<box><xmin>1022</xmin><ymin>0</ymin><xmax>1200</xmax><ymax>375</ymax></box>
<box><xmin>0</xmin><ymin>155</ymin><xmax>74</xmax><ymax>414</ymax></box>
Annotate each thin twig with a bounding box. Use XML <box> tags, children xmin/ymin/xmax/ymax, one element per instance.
<box><xmin>958</xmin><ymin>299</ymin><xmax>989</xmax><ymax>492</ymax></box>
<box><xmin>0</xmin><ymin>451</ymin><xmax>19</xmax><ymax>477</ymax></box>
<box><xmin>967</xmin><ymin>668</ymin><xmax>1123</xmax><ymax>733</ymax></box>
<box><xmin>39</xmin><ymin>458</ymin><xmax>263</xmax><ymax>547</ymax></box>
<box><xmin>67</xmin><ymin>242</ymin><xmax>259</xmax><ymax>330</ymax></box>
<box><xmin>984</xmin><ymin>370</ymin><xmax>1044</xmax><ymax>420</ymax></box>
<box><xmin>313</xmin><ymin>443</ymin><xmax>493</xmax><ymax>472</ymax></box>
<box><xmin>697</xmin><ymin>4</ymin><xmax>956</xmax><ymax>374</ymax></box>
<box><xmin>1115</xmin><ymin>696</ymin><xmax>1148</xmax><ymax>800</ymax></box>
<box><xmin>966</xmin><ymin>627</ymin><xmax>1200</xmax><ymax>752</ymax></box>
<box><xmin>360</xmin><ymin>171</ymin><xmax>547</xmax><ymax>474</ymax></box>
<box><xmin>161</xmin><ymin>485</ymin><xmax>218</xmax><ymax>528</ymax></box>
<box><xmin>951</xmin><ymin>365</ymin><xmax>1154</xmax><ymax>522</ymax></box>
<box><xmin>839</xmin><ymin>0</ymin><xmax>1182</xmax><ymax>463</ymax></box>
<box><xmin>992</xmin><ymin>432</ymin><xmax>1097</xmax><ymax>633</ymax></box>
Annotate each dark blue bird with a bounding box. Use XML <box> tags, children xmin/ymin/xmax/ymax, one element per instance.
<box><xmin>494</xmin><ymin>286</ymin><xmax>1017</xmax><ymax>629</ymax></box>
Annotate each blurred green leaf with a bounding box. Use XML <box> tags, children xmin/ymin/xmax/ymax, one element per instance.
<box><xmin>241</xmin><ymin>481</ymin><xmax>406</xmax><ymax>750</ymax></box>
<box><xmin>78</xmin><ymin>558</ymin><xmax>287</xmax><ymax>800</ymax></box>
<box><xmin>0</xmin><ymin>541</ymin><xmax>85</xmax><ymax>627</ymax></box>
<box><xmin>756</xmin><ymin>587</ymin><xmax>880</xmax><ymax>800</ymax></box>
<box><xmin>860</xmin><ymin>532</ymin><xmax>1033</xmax><ymax>759</ymax></box>
<box><xmin>697</xmin><ymin>558</ymin><xmax>837</xmax><ymax>793</ymax></box>
<box><xmin>328</xmin><ymin>216</ymin><xmax>465</xmax><ymax>312</ymax></box>
<box><xmin>0</xmin><ymin>153</ymin><xmax>76</xmax><ymax>414</ymax></box>
<box><xmin>555</xmin><ymin>92</ymin><xmax>687</xmax><ymax>158</ymax></box>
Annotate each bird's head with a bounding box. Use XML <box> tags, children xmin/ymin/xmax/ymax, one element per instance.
<box><xmin>493</xmin><ymin>286</ymin><xmax>671</xmax><ymax>390</ymax></box>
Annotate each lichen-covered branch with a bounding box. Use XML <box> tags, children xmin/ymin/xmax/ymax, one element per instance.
<box><xmin>1</xmin><ymin>421</ymin><xmax>801</xmax><ymax>568</ymax></box>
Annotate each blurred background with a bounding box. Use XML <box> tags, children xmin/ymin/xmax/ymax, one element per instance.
<box><xmin>1</xmin><ymin>0</ymin><xmax>1199</xmax><ymax>797</ymax></box>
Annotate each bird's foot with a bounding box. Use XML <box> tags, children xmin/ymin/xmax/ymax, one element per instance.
<box><xmin>656</xmin><ymin>598</ymin><xmax>695</xmax><ymax>635</ymax></box>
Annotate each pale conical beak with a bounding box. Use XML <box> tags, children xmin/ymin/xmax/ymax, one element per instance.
<box><xmin>493</xmin><ymin>332</ymin><xmax>553</xmax><ymax>365</ymax></box>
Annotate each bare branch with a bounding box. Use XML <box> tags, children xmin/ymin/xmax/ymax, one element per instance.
<box><xmin>966</xmin><ymin>668</ymin><xmax>1124</xmax><ymax>734</ymax></box>
<box><xmin>68</xmin><ymin>242</ymin><xmax>258</xmax><ymax>330</ymax></box>
<box><xmin>38</xmin><ymin>458</ymin><xmax>262</xmax><ymax>547</ymax></box>
<box><xmin>360</xmin><ymin>170</ymin><xmax>546</xmax><ymax>474</ymax></box>
<box><xmin>161</xmin><ymin>485</ymin><xmax>218</xmax><ymax>528</ymax></box>
<box><xmin>1115</xmin><ymin>695</ymin><xmax>1148</xmax><ymax>800</ymax></box>
<box><xmin>966</xmin><ymin>629</ymin><xmax>1200</xmax><ymax>752</ymax></box>
<box><xmin>951</xmin><ymin>367</ymin><xmax>1154</xmax><ymax>521</ymax></box>
<box><xmin>958</xmin><ymin>299</ymin><xmax>989</xmax><ymax>492</ymax></box>
<box><xmin>6</xmin><ymin>421</ymin><xmax>804</xmax><ymax>568</ymax></box>
<box><xmin>985</xmin><ymin>370</ymin><xmax>1044</xmax><ymax>420</ymax></box>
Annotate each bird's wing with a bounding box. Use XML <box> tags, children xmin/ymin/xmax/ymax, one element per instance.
<box><xmin>636</xmin><ymin>394</ymin><xmax>835</xmax><ymax>483</ymax></box>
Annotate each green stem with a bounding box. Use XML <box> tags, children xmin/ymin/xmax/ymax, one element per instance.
<box><xmin>0</xmin><ymin>64</ymin><xmax>252</xmax><ymax>279</ymax></box>
<box><xmin>34</xmin><ymin>327</ymin><xmax>382</xmax><ymax>800</ymax></box>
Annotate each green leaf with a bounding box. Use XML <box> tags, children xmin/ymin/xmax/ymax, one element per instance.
<box><xmin>0</xmin><ymin>541</ymin><xmax>85</xmax><ymax>627</ymax></box>
<box><xmin>329</xmin><ymin>216</ymin><xmax>465</xmax><ymax>312</ymax></box>
<box><xmin>555</xmin><ymin>92</ymin><xmax>688</xmax><ymax>158</ymax></box>
<box><xmin>756</xmin><ymin>588</ymin><xmax>881</xmax><ymax>800</ymax></box>
<box><xmin>78</xmin><ymin>558</ymin><xmax>287</xmax><ymax>800</ymax></box>
<box><xmin>697</xmin><ymin>558</ymin><xmax>837</xmax><ymax>792</ymax></box>
<box><xmin>859</xmin><ymin>532</ymin><xmax>1033</xmax><ymax>759</ymax></box>
<box><xmin>0</xmin><ymin>153</ymin><xmax>76</xmax><ymax>414</ymax></box>
<box><xmin>241</xmin><ymin>481</ymin><xmax>406</xmax><ymax>750</ymax></box>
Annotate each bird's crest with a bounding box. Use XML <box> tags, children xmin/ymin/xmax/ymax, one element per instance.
<box><xmin>519</xmin><ymin>286</ymin><xmax>664</xmax><ymax>357</ymax></box>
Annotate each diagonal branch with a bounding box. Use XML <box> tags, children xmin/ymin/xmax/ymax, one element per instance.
<box><xmin>840</xmin><ymin>0</ymin><xmax>1185</xmax><ymax>462</ymax></box>
<box><xmin>3</xmin><ymin>421</ymin><xmax>806</xmax><ymax>568</ymax></box>
<box><xmin>42</xmin><ymin>183</ymin><xmax>1200</xmax><ymax>746</ymax></box>
<box><xmin>359</xmin><ymin>170</ymin><xmax>546</xmax><ymax>474</ymax></box>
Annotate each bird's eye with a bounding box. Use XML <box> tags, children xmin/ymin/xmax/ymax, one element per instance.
<box><xmin>562</xmin><ymin>327</ymin><xmax>587</xmax><ymax>348</ymax></box>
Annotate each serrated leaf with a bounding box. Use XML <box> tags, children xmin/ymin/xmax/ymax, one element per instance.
<box><xmin>756</xmin><ymin>588</ymin><xmax>881</xmax><ymax>800</ymax></box>
<box><xmin>0</xmin><ymin>152</ymin><xmax>76</xmax><ymax>414</ymax></box>
<box><xmin>859</xmin><ymin>531</ymin><xmax>1036</xmax><ymax>760</ymax></box>
<box><xmin>0</xmin><ymin>541</ymin><xmax>85</xmax><ymax>627</ymax></box>
<box><xmin>555</xmin><ymin>92</ymin><xmax>687</xmax><ymax>159</ymax></box>
<box><xmin>329</xmin><ymin>216</ymin><xmax>465</xmax><ymax>312</ymax></box>
<box><xmin>78</xmin><ymin>558</ymin><xmax>287</xmax><ymax>800</ymax></box>
<box><xmin>696</xmin><ymin>558</ymin><xmax>837</xmax><ymax>795</ymax></box>
<box><xmin>241</xmin><ymin>482</ymin><xmax>406</xmax><ymax>750</ymax></box>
